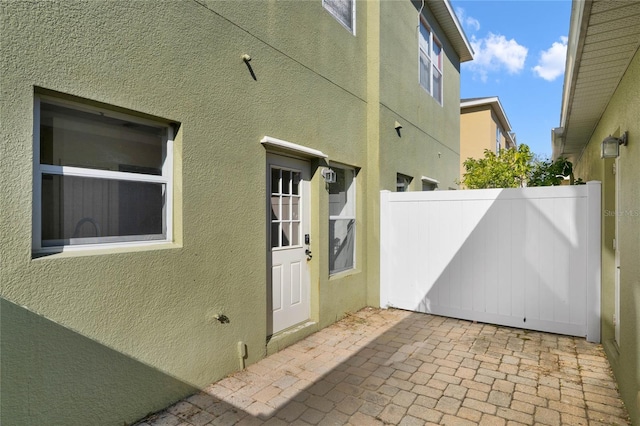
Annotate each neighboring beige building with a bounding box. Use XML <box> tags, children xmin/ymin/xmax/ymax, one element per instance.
<box><xmin>0</xmin><ymin>1</ymin><xmax>472</xmax><ymax>424</ymax></box>
<box><xmin>460</xmin><ymin>97</ymin><xmax>516</xmax><ymax>183</ymax></box>
<box><xmin>553</xmin><ymin>1</ymin><xmax>640</xmax><ymax>423</ymax></box>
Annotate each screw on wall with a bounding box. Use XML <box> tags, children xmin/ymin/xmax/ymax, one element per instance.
<box><xmin>214</xmin><ymin>314</ymin><xmax>230</xmax><ymax>324</ymax></box>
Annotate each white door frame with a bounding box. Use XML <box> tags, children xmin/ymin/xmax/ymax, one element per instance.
<box><xmin>614</xmin><ymin>158</ymin><xmax>621</xmax><ymax>345</ymax></box>
<box><xmin>266</xmin><ymin>154</ymin><xmax>311</xmax><ymax>335</ymax></box>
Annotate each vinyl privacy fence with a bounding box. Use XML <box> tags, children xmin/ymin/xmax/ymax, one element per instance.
<box><xmin>380</xmin><ymin>182</ymin><xmax>601</xmax><ymax>342</ymax></box>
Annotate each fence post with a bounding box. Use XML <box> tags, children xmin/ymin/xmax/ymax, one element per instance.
<box><xmin>586</xmin><ymin>181</ymin><xmax>601</xmax><ymax>342</ymax></box>
<box><xmin>379</xmin><ymin>190</ymin><xmax>391</xmax><ymax>309</ymax></box>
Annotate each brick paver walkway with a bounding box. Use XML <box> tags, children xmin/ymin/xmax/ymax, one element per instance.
<box><xmin>135</xmin><ymin>308</ymin><xmax>630</xmax><ymax>425</ymax></box>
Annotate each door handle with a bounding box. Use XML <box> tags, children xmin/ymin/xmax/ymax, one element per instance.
<box><xmin>305</xmin><ymin>249</ymin><xmax>312</xmax><ymax>260</ymax></box>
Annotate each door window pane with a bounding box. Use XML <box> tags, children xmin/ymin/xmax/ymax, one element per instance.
<box><xmin>292</xmin><ymin>197</ymin><xmax>300</xmax><ymax>220</ymax></box>
<box><xmin>291</xmin><ymin>222</ymin><xmax>300</xmax><ymax>246</ymax></box>
<box><xmin>282</xmin><ymin>197</ymin><xmax>290</xmax><ymax>221</ymax></box>
<box><xmin>282</xmin><ymin>170</ymin><xmax>291</xmax><ymax>194</ymax></box>
<box><xmin>271</xmin><ymin>196</ymin><xmax>280</xmax><ymax>220</ymax></box>
<box><xmin>271</xmin><ymin>223</ymin><xmax>280</xmax><ymax>248</ymax></box>
<box><xmin>271</xmin><ymin>169</ymin><xmax>280</xmax><ymax>195</ymax></box>
<box><xmin>282</xmin><ymin>222</ymin><xmax>291</xmax><ymax>247</ymax></box>
<box><xmin>270</xmin><ymin>166</ymin><xmax>303</xmax><ymax>249</ymax></box>
<box><xmin>292</xmin><ymin>172</ymin><xmax>300</xmax><ymax>195</ymax></box>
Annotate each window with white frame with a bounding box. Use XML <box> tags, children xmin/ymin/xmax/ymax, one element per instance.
<box><xmin>323</xmin><ymin>0</ymin><xmax>355</xmax><ymax>34</ymax></box>
<box><xmin>419</xmin><ymin>19</ymin><xmax>443</xmax><ymax>104</ymax></box>
<box><xmin>33</xmin><ymin>95</ymin><xmax>173</xmax><ymax>251</ymax></box>
<box><xmin>329</xmin><ymin>166</ymin><xmax>355</xmax><ymax>274</ymax></box>
<box><xmin>421</xmin><ymin>175</ymin><xmax>439</xmax><ymax>191</ymax></box>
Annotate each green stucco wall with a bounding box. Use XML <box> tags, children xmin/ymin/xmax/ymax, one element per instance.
<box><xmin>378</xmin><ymin>0</ymin><xmax>462</xmax><ymax>193</ymax></box>
<box><xmin>1</xmin><ymin>1</ymin><xmax>370</xmax><ymax>424</ymax></box>
<box><xmin>572</xmin><ymin>49</ymin><xmax>640</xmax><ymax>425</ymax></box>
<box><xmin>364</xmin><ymin>0</ymin><xmax>463</xmax><ymax>306</ymax></box>
<box><xmin>1</xmin><ymin>1</ymin><xmax>464</xmax><ymax>424</ymax></box>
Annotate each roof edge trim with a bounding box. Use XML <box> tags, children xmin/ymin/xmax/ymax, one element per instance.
<box><xmin>461</xmin><ymin>96</ymin><xmax>512</xmax><ymax>133</ymax></box>
<box><xmin>261</xmin><ymin>136</ymin><xmax>328</xmax><ymax>159</ymax></box>
<box><xmin>559</xmin><ymin>1</ymin><xmax>592</xmax><ymax>132</ymax></box>
<box><xmin>429</xmin><ymin>0</ymin><xmax>475</xmax><ymax>63</ymax></box>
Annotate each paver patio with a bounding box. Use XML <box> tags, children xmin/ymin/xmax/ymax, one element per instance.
<box><xmin>135</xmin><ymin>308</ymin><xmax>630</xmax><ymax>426</ymax></box>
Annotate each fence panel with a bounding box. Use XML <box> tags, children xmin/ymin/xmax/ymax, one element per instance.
<box><xmin>380</xmin><ymin>182</ymin><xmax>601</xmax><ymax>342</ymax></box>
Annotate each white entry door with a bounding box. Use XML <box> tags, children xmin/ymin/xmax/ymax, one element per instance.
<box><xmin>267</xmin><ymin>155</ymin><xmax>310</xmax><ymax>335</ymax></box>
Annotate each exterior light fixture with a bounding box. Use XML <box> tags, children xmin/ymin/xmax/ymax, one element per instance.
<box><xmin>321</xmin><ymin>168</ymin><xmax>336</xmax><ymax>183</ymax></box>
<box><xmin>394</xmin><ymin>121</ymin><xmax>403</xmax><ymax>137</ymax></box>
<box><xmin>601</xmin><ymin>131</ymin><xmax>628</xmax><ymax>158</ymax></box>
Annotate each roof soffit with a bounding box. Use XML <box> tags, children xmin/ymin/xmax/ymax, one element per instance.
<box><xmin>558</xmin><ymin>0</ymin><xmax>640</xmax><ymax>161</ymax></box>
<box><xmin>426</xmin><ymin>0</ymin><xmax>474</xmax><ymax>63</ymax></box>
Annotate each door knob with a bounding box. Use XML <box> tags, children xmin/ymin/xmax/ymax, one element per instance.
<box><xmin>305</xmin><ymin>249</ymin><xmax>312</xmax><ymax>260</ymax></box>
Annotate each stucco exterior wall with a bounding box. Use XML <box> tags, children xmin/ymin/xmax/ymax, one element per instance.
<box><xmin>378</xmin><ymin>0</ymin><xmax>462</xmax><ymax>191</ymax></box>
<box><xmin>362</xmin><ymin>0</ymin><xmax>463</xmax><ymax>306</ymax></box>
<box><xmin>1</xmin><ymin>1</ymin><xmax>466</xmax><ymax>424</ymax></box>
<box><xmin>459</xmin><ymin>106</ymin><xmax>496</xmax><ymax>182</ymax></box>
<box><xmin>572</xmin><ymin>49</ymin><xmax>640</xmax><ymax>425</ymax></box>
<box><xmin>1</xmin><ymin>1</ymin><xmax>370</xmax><ymax>424</ymax></box>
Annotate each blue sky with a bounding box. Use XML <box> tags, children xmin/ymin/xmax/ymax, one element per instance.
<box><xmin>452</xmin><ymin>0</ymin><xmax>572</xmax><ymax>157</ymax></box>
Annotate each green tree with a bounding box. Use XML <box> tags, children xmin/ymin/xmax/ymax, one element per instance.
<box><xmin>461</xmin><ymin>144</ymin><xmax>581</xmax><ymax>189</ymax></box>
<box><xmin>462</xmin><ymin>144</ymin><xmax>533</xmax><ymax>189</ymax></box>
<box><xmin>528</xmin><ymin>156</ymin><xmax>574</xmax><ymax>186</ymax></box>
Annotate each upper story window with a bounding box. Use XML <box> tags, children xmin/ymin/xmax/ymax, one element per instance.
<box><xmin>422</xmin><ymin>177</ymin><xmax>438</xmax><ymax>191</ymax></box>
<box><xmin>496</xmin><ymin>127</ymin><xmax>501</xmax><ymax>154</ymax></box>
<box><xmin>323</xmin><ymin>0</ymin><xmax>355</xmax><ymax>34</ymax></box>
<box><xmin>329</xmin><ymin>166</ymin><xmax>355</xmax><ymax>275</ymax></box>
<box><xmin>396</xmin><ymin>173</ymin><xmax>413</xmax><ymax>192</ymax></box>
<box><xmin>419</xmin><ymin>19</ymin><xmax>443</xmax><ymax>105</ymax></box>
<box><xmin>33</xmin><ymin>95</ymin><xmax>173</xmax><ymax>253</ymax></box>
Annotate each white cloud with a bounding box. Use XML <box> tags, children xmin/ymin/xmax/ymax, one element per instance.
<box><xmin>466</xmin><ymin>33</ymin><xmax>528</xmax><ymax>82</ymax></box>
<box><xmin>466</xmin><ymin>16</ymin><xmax>481</xmax><ymax>32</ymax></box>
<box><xmin>532</xmin><ymin>36</ymin><xmax>568</xmax><ymax>81</ymax></box>
<box><xmin>455</xmin><ymin>7</ymin><xmax>480</xmax><ymax>33</ymax></box>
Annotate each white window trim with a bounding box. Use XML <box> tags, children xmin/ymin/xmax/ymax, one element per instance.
<box><xmin>421</xmin><ymin>176</ymin><xmax>439</xmax><ymax>191</ymax></box>
<box><xmin>32</xmin><ymin>95</ymin><xmax>174</xmax><ymax>254</ymax></box>
<box><xmin>421</xmin><ymin>176</ymin><xmax>439</xmax><ymax>185</ymax></box>
<box><xmin>418</xmin><ymin>18</ymin><xmax>443</xmax><ymax>105</ymax></box>
<box><xmin>322</xmin><ymin>0</ymin><xmax>356</xmax><ymax>35</ymax></box>
<box><xmin>328</xmin><ymin>164</ymin><xmax>356</xmax><ymax>275</ymax></box>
